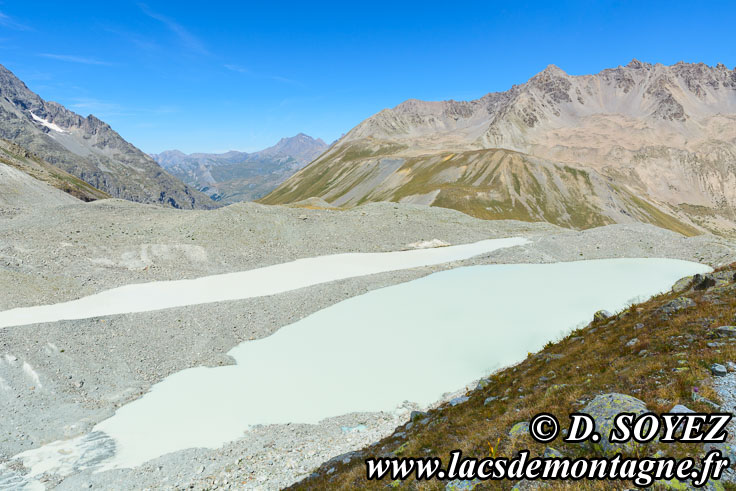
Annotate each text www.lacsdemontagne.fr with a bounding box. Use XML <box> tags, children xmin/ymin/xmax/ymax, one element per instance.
<box><xmin>365</xmin><ymin>450</ymin><xmax>729</xmax><ymax>487</ymax></box>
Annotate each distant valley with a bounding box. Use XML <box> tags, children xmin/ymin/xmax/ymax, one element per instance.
<box><xmin>151</xmin><ymin>134</ymin><xmax>328</xmax><ymax>202</ymax></box>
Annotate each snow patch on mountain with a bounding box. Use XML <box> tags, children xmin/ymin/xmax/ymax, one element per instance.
<box><xmin>29</xmin><ymin>112</ymin><xmax>67</xmax><ymax>133</ymax></box>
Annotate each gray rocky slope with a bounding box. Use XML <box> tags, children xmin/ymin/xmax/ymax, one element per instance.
<box><xmin>151</xmin><ymin>133</ymin><xmax>328</xmax><ymax>202</ymax></box>
<box><xmin>0</xmin><ymin>64</ymin><xmax>214</xmax><ymax>209</ymax></box>
<box><xmin>0</xmin><ymin>139</ymin><xmax>109</xmax><ymax>203</ymax></box>
<box><xmin>0</xmin><ymin>160</ymin><xmax>79</xmax><ymax>209</ymax></box>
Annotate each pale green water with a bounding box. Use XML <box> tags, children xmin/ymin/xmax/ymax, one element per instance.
<box><xmin>17</xmin><ymin>257</ymin><xmax>711</xmax><ymax>476</ymax></box>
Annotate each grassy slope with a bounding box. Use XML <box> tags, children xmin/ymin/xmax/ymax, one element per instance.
<box><xmin>259</xmin><ymin>140</ymin><xmax>408</xmax><ymax>205</ymax></box>
<box><xmin>261</xmin><ymin>143</ymin><xmax>700</xmax><ymax>236</ymax></box>
<box><xmin>292</xmin><ymin>266</ymin><xmax>736</xmax><ymax>490</ymax></box>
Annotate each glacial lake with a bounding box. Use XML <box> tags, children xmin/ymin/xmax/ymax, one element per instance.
<box><xmin>14</xmin><ymin>257</ymin><xmax>710</xmax><ymax>478</ymax></box>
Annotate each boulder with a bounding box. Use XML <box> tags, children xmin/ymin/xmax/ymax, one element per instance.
<box><xmin>450</xmin><ymin>395</ymin><xmax>469</xmax><ymax>406</ymax></box>
<box><xmin>484</xmin><ymin>396</ymin><xmax>498</xmax><ymax>406</ymax></box>
<box><xmin>593</xmin><ymin>310</ymin><xmax>612</xmax><ymax>322</ymax></box>
<box><xmin>445</xmin><ymin>479</ymin><xmax>483</xmax><ymax>491</ymax></box>
<box><xmin>704</xmin><ymin>442</ymin><xmax>736</xmax><ymax>463</ymax></box>
<box><xmin>539</xmin><ymin>370</ymin><xmax>556</xmax><ymax>383</ymax></box>
<box><xmin>544</xmin><ymin>353</ymin><xmax>564</xmax><ymax>362</ymax></box>
<box><xmin>446</xmin><ymin>479</ymin><xmax>481</xmax><ymax>490</ymax></box>
<box><xmin>508</xmin><ymin>421</ymin><xmax>530</xmax><ymax>439</ymax></box>
<box><xmin>711</xmin><ymin>364</ymin><xmax>728</xmax><ymax>377</ymax></box>
<box><xmin>659</xmin><ymin>297</ymin><xmax>696</xmax><ymax>314</ymax></box>
<box><xmin>692</xmin><ymin>273</ymin><xmax>717</xmax><ymax>291</ymax></box>
<box><xmin>325</xmin><ymin>450</ymin><xmax>362</xmax><ymax>466</ymax></box>
<box><xmin>699</xmin><ymin>270</ymin><xmax>736</xmax><ymax>290</ymax></box>
<box><xmin>582</xmin><ymin>393</ymin><xmax>648</xmax><ymax>455</ymax></box>
<box><xmin>669</xmin><ymin>404</ymin><xmax>694</xmax><ymax>413</ymax></box>
<box><xmin>714</xmin><ymin>326</ymin><xmax>736</xmax><ymax>338</ymax></box>
<box><xmin>543</xmin><ymin>447</ymin><xmax>564</xmax><ymax>459</ymax></box>
<box><xmin>671</xmin><ymin>275</ymin><xmax>694</xmax><ymax>293</ymax></box>
<box><xmin>693</xmin><ymin>393</ymin><xmax>721</xmax><ymax>410</ymax></box>
<box><xmin>476</xmin><ymin>378</ymin><xmax>490</xmax><ymax>390</ymax></box>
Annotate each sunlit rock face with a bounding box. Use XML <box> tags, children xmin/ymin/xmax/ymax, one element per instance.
<box><xmin>264</xmin><ymin>61</ymin><xmax>736</xmax><ymax>237</ymax></box>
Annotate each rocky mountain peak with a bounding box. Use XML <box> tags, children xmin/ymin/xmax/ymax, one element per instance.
<box><xmin>625</xmin><ymin>58</ymin><xmax>651</xmax><ymax>69</ymax></box>
<box><xmin>257</xmin><ymin>133</ymin><xmax>328</xmax><ymax>164</ymax></box>
<box><xmin>539</xmin><ymin>64</ymin><xmax>567</xmax><ymax>76</ymax></box>
<box><xmin>347</xmin><ymin>60</ymin><xmax>736</xmax><ymax>148</ymax></box>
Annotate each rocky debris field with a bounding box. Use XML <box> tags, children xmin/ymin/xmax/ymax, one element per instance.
<box><xmin>1</xmin><ymin>199</ymin><xmax>736</xmax><ymax>489</ymax></box>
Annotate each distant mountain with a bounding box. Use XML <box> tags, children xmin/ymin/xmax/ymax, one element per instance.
<box><xmin>0</xmin><ymin>64</ymin><xmax>214</xmax><ymax>209</ymax></box>
<box><xmin>151</xmin><ymin>133</ymin><xmax>327</xmax><ymax>202</ymax></box>
<box><xmin>262</xmin><ymin>61</ymin><xmax>736</xmax><ymax>236</ymax></box>
<box><xmin>254</xmin><ymin>133</ymin><xmax>329</xmax><ymax>164</ymax></box>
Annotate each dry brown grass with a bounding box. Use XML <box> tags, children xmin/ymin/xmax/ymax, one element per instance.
<box><xmin>291</xmin><ymin>265</ymin><xmax>736</xmax><ymax>490</ymax></box>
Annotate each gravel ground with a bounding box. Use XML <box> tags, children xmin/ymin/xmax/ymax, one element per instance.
<box><xmin>711</xmin><ymin>371</ymin><xmax>736</xmax><ymax>484</ymax></box>
<box><xmin>714</xmin><ymin>371</ymin><xmax>736</xmax><ymax>442</ymax></box>
<box><xmin>1</xmin><ymin>199</ymin><xmax>736</xmax><ymax>489</ymax></box>
<box><xmin>0</xmin><ymin>200</ymin><xmax>558</xmax><ymax>310</ymax></box>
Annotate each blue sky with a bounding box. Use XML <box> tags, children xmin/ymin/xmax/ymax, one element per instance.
<box><xmin>1</xmin><ymin>1</ymin><xmax>734</xmax><ymax>154</ymax></box>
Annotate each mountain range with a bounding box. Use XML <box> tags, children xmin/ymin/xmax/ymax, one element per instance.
<box><xmin>151</xmin><ymin>134</ymin><xmax>328</xmax><ymax>202</ymax></box>
<box><xmin>262</xmin><ymin>61</ymin><xmax>736</xmax><ymax>236</ymax></box>
<box><xmin>0</xmin><ymin>64</ymin><xmax>213</xmax><ymax>209</ymax></box>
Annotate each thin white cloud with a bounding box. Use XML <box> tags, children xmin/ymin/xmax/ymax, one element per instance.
<box><xmin>0</xmin><ymin>11</ymin><xmax>32</xmax><ymax>31</ymax></box>
<box><xmin>69</xmin><ymin>98</ymin><xmax>123</xmax><ymax>111</ymax></box>
<box><xmin>224</xmin><ymin>64</ymin><xmax>250</xmax><ymax>74</ymax></box>
<box><xmin>224</xmin><ymin>63</ymin><xmax>302</xmax><ymax>87</ymax></box>
<box><xmin>138</xmin><ymin>3</ymin><xmax>208</xmax><ymax>55</ymax></box>
<box><xmin>68</xmin><ymin>98</ymin><xmax>181</xmax><ymax>118</ymax></box>
<box><xmin>102</xmin><ymin>26</ymin><xmax>162</xmax><ymax>54</ymax></box>
<box><xmin>39</xmin><ymin>53</ymin><xmax>112</xmax><ymax>66</ymax></box>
